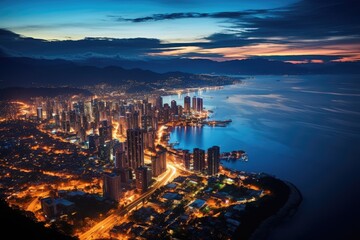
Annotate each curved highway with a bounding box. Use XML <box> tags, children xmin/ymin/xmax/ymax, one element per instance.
<box><xmin>79</xmin><ymin>164</ymin><xmax>178</xmax><ymax>240</ymax></box>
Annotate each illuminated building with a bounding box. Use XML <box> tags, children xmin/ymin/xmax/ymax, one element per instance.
<box><xmin>196</xmin><ymin>97</ymin><xmax>203</xmax><ymax>112</ymax></box>
<box><xmin>126</xmin><ymin>128</ymin><xmax>144</xmax><ymax>170</ymax></box>
<box><xmin>177</xmin><ymin>105</ymin><xmax>183</xmax><ymax>116</ymax></box>
<box><xmin>99</xmin><ymin>142</ymin><xmax>110</xmax><ymax>161</ymax></box>
<box><xmin>151</xmin><ymin>149</ymin><xmax>167</xmax><ymax>177</ymax></box>
<box><xmin>88</xmin><ymin>134</ymin><xmax>97</xmax><ymax>151</ymax></box>
<box><xmin>114</xmin><ymin>147</ymin><xmax>128</xmax><ymax>170</ymax></box>
<box><xmin>141</xmin><ymin>115</ymin><xmax>152</xmax><ymax>131</ymax></box>
<box><xmin>37</xmin><ymin>106</ymin><xmax>43</xmax><ymax>120</ymax></box>
<box><xmin>207</xmin><ymin>146</ymin><xmax>220</xmax><ymax>175</ymax></box>
<box><xmin>193</xmin><ymin>148</ymin><xmax>205</xmax><ymax>172</ymax></box>
<box><xmin>192</xmin><ymin>96</ymin><xmax>197</xmax><ymax>111</ymax></box>
<box><xmin>184</xmin><ymin>96</ymin><xmax>191</xmax><ymax>113</ymax></box>
<box><xmin>156</xmin><ymin>96</ymin><xmax>163</xmax><ymax>109</ymax></box>
<box><xmin>171</xmin><ymin>100</ymin><xmax>178</xmax><ymax>115</ymax></box>
<box><xmin>41</xmin><ymin>197</ymin><xmax>74</xmax><ymax>220</ymax></box>
<box><xmin>136</xmin><ymin>166</ymin><xmax>152</xmax><ymax>192</ymax></box>
<box><xmin>143</xmin><ymin>129</ymin><xmax>155</xmax><ymax>149</ymax></box>
<box><xmin>99</xmin><ymin>120</ymin><xmax>112</xmax><ymax>145</ymax></box>
<box><xmin>163</xmin><ymin>104</ymin><xmax>170</xmax><ymax>123</ymax></box>
<box><xmin>103</xmin><ymin>172</ymin><xmax>122</xmax><ymax>202</ymax></box>
<box><xmin>126</xmin><ymin>111</ymin><xmax>140</xmax><ymax>129</ymax></box>
<box><xmin>183</xmin><ymin>149</ymin><xmax>191</xmax><ymax>170</ymax></box>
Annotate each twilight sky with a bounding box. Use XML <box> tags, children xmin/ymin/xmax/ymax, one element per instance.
<box><xmin>0</xmin><ymin>0</ymin><xmax>359</xmax><ymax>62</ymax></box>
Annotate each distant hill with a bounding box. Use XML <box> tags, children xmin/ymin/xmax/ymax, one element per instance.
<box><xmin>0</xmin><ymin>56</ymin><xmax>237</xmax><ymax>89</ymax></box>
<box><xmin>77</xmin><ymin>57</ymin><xmax>360</xmax><ymax>75</ymax></box>
<box><xmin>0</xmin><ymin>87</ymin><xmax>93</xmax><ymax>101</ymax></box>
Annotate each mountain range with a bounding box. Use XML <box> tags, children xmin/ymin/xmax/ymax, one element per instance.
<box><xmin>76</xmin><ymin>57</ymin><xmax>360</xmax><ymax>75</ymax></box>
<box><xmin>0</xmin><ymin>56</ymin><xmax>237</xmax><ymax>90</ymax></box>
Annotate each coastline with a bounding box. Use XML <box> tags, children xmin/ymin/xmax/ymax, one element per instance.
<box><xmin>249</xmin><ymin>180</ymin><xmax>303</xmax><ymax>240</ymax></box>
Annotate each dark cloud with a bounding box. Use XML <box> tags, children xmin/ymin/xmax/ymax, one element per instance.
<box><xmin>116</xmin><ymin>0</ymin><xmax>359</xmax><ymax>46</ymax></box>
<box><xmin>1</xmin><ymin>1</ymin><xmax>359</xmax><ymax>62</ymax></box>
<box><xmin>237</xmin><ymin>0</ymin><xmax>360</xmax><ymax>41</ymax></box>
<box><xmin>0</xmin><ymin>28</ymin><xmax>166</xmax><ymax>59</ymax></box>
<box><xmin>254</xmin><ymin>55</ymin><xmax>341</xmax><ymax>62</ymax></box>
<box><xmin>117</xmin><ymin>10</ymin><xmax>270</xmax><ymax>22</ymax></box>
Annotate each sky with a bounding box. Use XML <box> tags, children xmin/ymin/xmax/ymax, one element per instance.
<box><xmin>0</xmin><ymin>0</ymin><xmax>359</xmax><ymax>62</ymax></box>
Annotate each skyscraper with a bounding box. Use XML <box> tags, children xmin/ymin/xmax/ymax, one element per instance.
<box><xmin>156</xmin><ymin>96</ymin><xmax>163</xmax><ymax>110</ymax></box>
<box><xmin>114</xmin><ymin>148</ymin><xmax>128</xmax><ymax>170</ymax></box>
<box><xmin>193</xmin><ymin>148</ymin><xmax>205</xmax><ymax>172</ymax></box>
<box><xmin>196</xmin><ymin>97</ymin><xmax>203</xmax><ymax>112</ymax></box>
<box><xmin>126</xmin><ymin>128</ymin><xmax>144</xmax><ymax>170</ymax></box>
<box><xmin>183</xmin><ymin>150</ymin><xmax>191</xmax><ymax>170</ymax></box>
<box><xmin>192</xmin><ymin>96</ymin><xmax>197</xmax><ymax>111</ymax></box>
<box><xmin>103</xmin><ymin>173</ymin><xmax>122</xmax><ymax>202</ymax></box>
<box><xmin>136</xmin><ymin>166</ymin><xmax>151</xmax><ymax>192</ymax></box>
<box><xmin>171</xmin><ymin>100</ymin><xmax>178</xmax><ymax>115</ymax></box>
<box><xmin>151</xmin><ymin>149</ymin><xmax>167</xmax><ymax>177</ymax></box>
<box><xmin>207</xmin><ymin>146</ymin><xmax>220</xmax><ymax>175</ymax></box>
<box><xmin>184</xmin><ymin>96</ymin><xmax>191</xmax><ymax>113</ymax></box>
<box><xmin>37</xmin><ymin>106</ymin><xmax>43</xmax><ymax>120</ymax></box>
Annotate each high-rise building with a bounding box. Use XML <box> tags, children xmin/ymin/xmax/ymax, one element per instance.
<box><xmin>136</xmin><ymin>166</ymin><xmax>151</xmax><ymax>192</ymax></box>
<box><xmin>177</xmin><ymin>105</ymin><xmax>183</xmax><ymax>116</ymax></box>
<box><xmin>126</xmin><ymin>128</ymin><xmax>144</xmax><ymax>170</ymax></box>
<box><xmin>207</xmin><ymin>146</ymin><xmax>220</xmax><ymax>175</ymax></box>
<box><xmin>192</xmin><ymin>96</ymin><xmax>197</xmax><ymax>111</ymax></box>
<box><xmin>103</xmin><ymin>173</ymin><xmax>122</xmax><ymax>202</ymax></box>
<box><xmin>163</xmin><ymin>104</ymin><xmax>170</xmax><ymax>123</ymax></box>
<box><xmin>37</xmin><ymin>107</ymin><xmax>43</xmax><ymax>120</ymax></box>
<box><xmin>99</xmin><ymin>143</ymin><xmax>110</xmax><ymax>161</ymax></box>
<box><xmin>193</xmin><ymin>148</ymin><xmax>205</xmax><ymax>172</ymax></box>
<box><xmin>183</xmin><ymin>150</ymin><xmax>191</xmax><ymax>170</ymax></box>
<box><xmin>99</xmin><ymin>120</ymin><xmax>112</xmax><ymax>145</ymax></box>
<box><xmin>88</xmin><ymin>134</ymin><xmax>97</xmax><ymax>151</ymax></box>
<box><xmin>115</xmin><ymin>150</ymin><xmax>127</xmax><ymax>171</ymax></box>
<box><xmin>184</xmin><ymin>96</ymin><xmax>191</xmax><ymax>113</ymax></box>
<box><xmin>171</xmin><ymin>100</ymin><xmax>178</xmax><ymax>115</ymax></box>
<box><xmin>156</xmin><ymin>96</ymin><xmax>163</xmax><ymax>110</ymax></box>
<box><xmin>196</xmin><ymin>97</ymin><xmax>203</xmax><ymax>112</ymax></box>
<box><xmin>143</xmin><ymin>130</ymin><xmax>155</xmax><ymax>149</ymax></box>
<box><xmin>126</xmin><ymin>111</ymin><xmax>139</xmax><ymax>129</ymax></box>
<box><xmin>151</xmin><ymin>149</ymin><xmax>167</xmax><ymax>177</ymax></box>
<box><xmin>141</xmin><ymin>115</ymin><xmax>152</xmax><ymax>131</ymax></box>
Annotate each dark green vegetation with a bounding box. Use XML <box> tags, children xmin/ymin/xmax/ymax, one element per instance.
<box><xmin>0</xmin><ymin>199</ymin><xmax>77</xmax><ymax>240</ymax></box>
<box><xmin>233</xmin><ymin>176</ymin><xmax>291</xmax><ymax>239</ymax></box>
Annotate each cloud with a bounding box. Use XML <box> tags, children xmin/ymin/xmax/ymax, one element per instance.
<box><xmin>0</xmin><ymin>28</ymin><xmax>166</xmax><ymax>59</ymax></box>
<box><xmin>1</xmin><ymin>1</ymin><xmax>359</xmax><ymax>62</ymax></box>
<box><xmin>117</xmin><ymin>10</ymin><xmax>269</xmax><ymax>23</ymax></box>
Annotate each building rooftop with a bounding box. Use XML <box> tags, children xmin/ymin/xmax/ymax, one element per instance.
<box><xmin>189</xmin><ymin>199</ymin><xmax>206</xmax><ymax>209</ymax></box>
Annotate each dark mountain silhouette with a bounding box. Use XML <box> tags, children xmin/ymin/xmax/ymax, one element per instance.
<box><xmin>0</xmin><ymin>56</ymin><xmax>237</xmax><ymax>89</ymax></box>
<box><xmin>77</xmin><ymin>57</ymin><xmax>360</xmax><ymax>75</ymax></box>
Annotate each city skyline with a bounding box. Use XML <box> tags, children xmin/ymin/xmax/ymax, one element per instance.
<box><xmin>0</xmin><ymin>1</ymin><xmax>359</xmax><ymax>239</ymax></box>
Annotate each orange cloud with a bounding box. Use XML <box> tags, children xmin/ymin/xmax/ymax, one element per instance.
<box><xmin>150</xmin><ymin>42</ymin><xmax>360</xmax><ymax>62</ymax></box>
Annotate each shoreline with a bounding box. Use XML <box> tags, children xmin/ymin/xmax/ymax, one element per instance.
<box><xmin>249</xmin><ymin>180</ymin><xmax>303</xmax><ymax>240</ymax></box>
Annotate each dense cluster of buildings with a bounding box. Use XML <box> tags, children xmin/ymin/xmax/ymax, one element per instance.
<box><xmin>29</xmin><ymin>94</ymin><xmax>207</xmax><ymax>203</ymax></box>
<box><xmin>182</xmin><ymin>146</ymin><xmax>220</xmax><ymax>175</ymax></box>
<box><xmin>1</xmin><ymin>92</ymin><xmax>230</xmax><ymax>237</ymax></box>
<box><xmin>110</xmin><ymin>173</ymin><xmax>267</xmax><ymax>239</ymax></box>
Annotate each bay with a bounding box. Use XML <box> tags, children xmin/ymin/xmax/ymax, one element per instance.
<box><xmin>162</xmin><ymin>75</ymin><xmax>360</xmax><ymax>239</ymax></box>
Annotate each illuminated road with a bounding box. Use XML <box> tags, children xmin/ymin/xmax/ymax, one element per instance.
<box><xmin>79</xmin><ymin>164</ymin><xmax>178</xmax><ymax>240</ymax></box>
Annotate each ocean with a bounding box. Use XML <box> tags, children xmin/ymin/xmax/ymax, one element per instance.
<box><xmin>162</xmin><ymin>75</ymin><xmax>360</xmax><ymax>239</ymax></box>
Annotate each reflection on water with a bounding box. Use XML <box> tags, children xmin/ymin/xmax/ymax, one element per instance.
<box><xmin>163</xmin><ymin>75</ymin><xmax>360</xmax><ymax>239</ymax></box>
